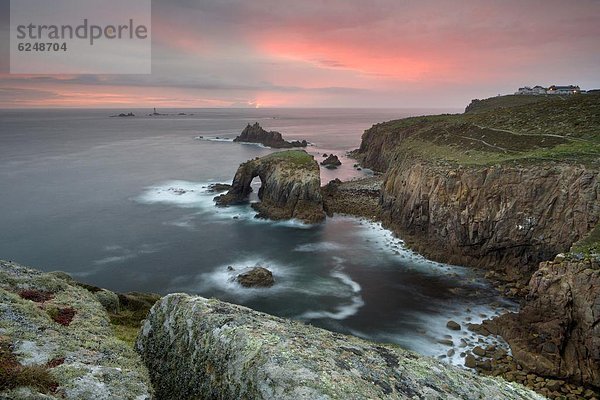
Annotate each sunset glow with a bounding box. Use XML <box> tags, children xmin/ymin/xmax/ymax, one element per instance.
<box><xmin>1</xmin><ymin>0</ymin><xmax>599</xmax><ymax>108</ymax></box>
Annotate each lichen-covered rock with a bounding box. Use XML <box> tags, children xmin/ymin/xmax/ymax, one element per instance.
<box><xmin>483</xmin><ymin>256</ymin><xmax>600</xmax><ymax>388</ymax></box>
<box><xmin>215</xmin><ymin>150</ymin><xmax>325</xmax><ymax>223</ymax></box>
<box><xmin>136</xmin><ymin>293</ymin><xmax>542</xmax><ymax>400</ymax></box>
<box><xmin>0</xmin><ymin>260</ymin><xmax>153</xmax><ymax>399</ymax></box>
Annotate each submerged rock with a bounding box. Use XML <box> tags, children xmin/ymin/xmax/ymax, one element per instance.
<box><xmin>0</xmin><ymin>260</ymin><xmax>153</xmax><ymax>399</ymax></box>
<box><xmin>446</xmin><ymin>320</ymin><xmax>461</xmax><ymax>330</ymax></box>
<box><xmin>206</xmin><ymin>183</ymin><xmax>232</xmax><ymax>193</ymax></box>
<box><xmin>236</xmin><ymin>266</ymin><xmax>274</xmax><ymax>288</ymax></box>
<box><xmin>233</xmin><ymin>122</ymin><xmax>307</xmax><ymax>148</ymax></box>
<box><xmin>136</xmin><ymin>294</ymin><xmax>543</xmax><ymax>400</ymax></box>
<box><xmin>215</xmin><ymin>150</ymin><xmax>325</xmax><ymax>224</ymax></box>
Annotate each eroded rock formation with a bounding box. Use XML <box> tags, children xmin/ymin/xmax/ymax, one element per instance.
<box><xmin>136</xmin><ymin>293</ymin><xmax>543</xmax><ymax>400</ymax></box>
<box><xmin>482</xmin><ymin>256</ymin><xmax>600</xmax><ymax>388</ymax></box>
<box><xmin>234</xmin><ymin>122</ymin><xmax>307</xmax><ymax>148</ymax></box>
<box><xmin>215</xmin><ymin>150</ymin><xmax>325</xmax><ymax>223</ymax></box>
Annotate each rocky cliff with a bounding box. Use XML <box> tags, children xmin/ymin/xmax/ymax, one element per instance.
<box><xmin>354</xmin><ymin>93</ymin><xmax>600</xmax><ymax>279</ymax></box>
<box><xmin>380</xmin><ymin>162</ymin><xmax>598</xmax><ymax>280</ymax></box>
<box><xmin>215</xmin><ymin>150</ymin><xmax>326</xmax><ymax>223</ymax></box>
<box><xmin>481</xmin><ymin>255</ymin><xmax>600</xmax><ymax>388</ymax></box>
<box><xmin>352</xmin><ymin>93</ymin><xmax>600</xmax><ymax>390</ymax></box>
<box><xmin>0</xmin><ymin>260</ymin><xmax>153</xmax><ymax>399</ymax></box>
<box><xmin>234</xmin><ymin>122</ymin><xmax>308</xmax><ymax>148</ymax></box>
<box><xmin>136</xmin><ymin>293</ymin><xmax>543</xmax><ymax>400</ymax></box>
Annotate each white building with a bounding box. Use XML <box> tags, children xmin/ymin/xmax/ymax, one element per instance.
<box><xmin>515</xmin><ymin>85</ymin><xmax>547</xmax><ymax>95</ymax></box>
<box><xmin>547</xmin><ymin>85</ymin><xmax>580</xmax><ymax>95</ymax></box>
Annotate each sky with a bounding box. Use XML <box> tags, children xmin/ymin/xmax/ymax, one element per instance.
<box><xmin>0</xmin><ymin>0</ymin><xmax>599</xmax><ymax>108</ymax></box>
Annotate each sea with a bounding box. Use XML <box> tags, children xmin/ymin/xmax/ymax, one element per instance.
<box><xmin>0</xmin><ymin>107</ymin><xmax>515</xmax><ymax>364</ymax></box>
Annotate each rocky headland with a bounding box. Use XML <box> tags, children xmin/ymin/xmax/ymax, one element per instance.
<box><xmin>347</xmin><ymin>93</ymin><xmax>600</xmax><ymax>397</ymax></box>
<box><xmin>215</xmin><ymin>150</ymin><xmax>326</xmax><ymax>224</ymax></box>
<box><xmin>234</xmin><ymin>122</ymin><xmax>308</xmax><ymax>148</ymax></box>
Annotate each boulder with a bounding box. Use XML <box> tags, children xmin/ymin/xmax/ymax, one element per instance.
<box><xmin>215</xmin><ymin>151</ymin><xmax>325</xmax><ymax>224</ymax></box>
<box><xmin>446</xmin><ymin>320</ymin><xmax>461</xmax><ymax>330</ymax></box>
<box><xmin>233</xmin><ymin>123</ymin><xmax>307</xmax><ymax>148</ymax></box>
<box><xmin>136</xmin><ymin>294</ymin><xmax>543</xmax><ymax>400</ymax></box>
<box><xmin>236</xmin><ymin>267</ymin><xmax>274</xmax><ymax>288</ymax></box>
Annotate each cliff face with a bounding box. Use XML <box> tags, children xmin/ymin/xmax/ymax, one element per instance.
<box><xmin>354</xmin><ymin>94</ymin><xmax>600</xmax><ymax>277</ymax></box>
<box><xmin>215</xmin><ymin>150</ymin><xmax>326</xmax><ymax>224</ymax></box>
<box><xmin>352</xmin><ymin>94</ymin><xmax>600</xmax><ymax>390</ymax></box>
<box><xmin>0</xmin><ymin>260</ymin><xmax>153</xmax><ymax>399</ymax></box>
<box><xmin>234</xmin><ymin>122</ymin><xmax>307</xmax><ymax>148</ymax></box>
<box><xmin>380</xmin><ymin>162</ymin><xmax>599</xmax><ymax>278</ymax></box>
<box><xmin>483</xmin><ymin>256</ymin><xmax>600</xmax><ymax>387</ymax></box>
<box><xmin>136</xmin><ymin>293</ymin><xmax>543</xmax><ymax>400</ymax></box>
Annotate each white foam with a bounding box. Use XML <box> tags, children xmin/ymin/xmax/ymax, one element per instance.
<box><xmin>136</xmin><ymin>180</ymin><xmax>216</xmax><ymax>208</ymax></box>
<box><xmin>297</xmin><ymin>266</ymin><xmax>364</xmax><ymax>321</ymax></box>
<box><xmin>293</xmin><ymin>242</ymin><xmax>345</xmax><ymax>252</ymax></box>
<box><xmin>93</xmin><ymin>255</ymin><xmax>136</xmax><ymax>265</ymax></box>
<box><xmin>92</xmin><ymin>243</ymin><xmax>162</xmax><ymax>265</ymax></box>
<box><xmin>194</xmin><ymin>136</ymin><xmax>234</xmax><ymax>142</ymax></box>
<box><xmin>136</xmin><ymin>180</ymin><xmax>317</xmax><ymax>230</ymax></box>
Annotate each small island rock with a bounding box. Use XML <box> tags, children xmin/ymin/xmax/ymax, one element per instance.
<box><xmin>320</xmin><ymin>154</ymin><xmax>342</xmax><ymax>169</ymax></box>
<box><xmin>236</xmin><ymin>267</ymin><xmax>274</xmax><ymax>288</ymax></box>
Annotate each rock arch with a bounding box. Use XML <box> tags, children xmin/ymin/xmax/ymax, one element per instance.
<box><xmin>215</xmin><ymin>151</ymin><xmax>325</xmax><ymax>224</ymax></box>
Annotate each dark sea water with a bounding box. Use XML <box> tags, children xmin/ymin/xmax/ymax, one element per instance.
<box><xmin>0</xmin><ymin>107</ymin><xmax>514</xmax><ymax>363</ymax></box>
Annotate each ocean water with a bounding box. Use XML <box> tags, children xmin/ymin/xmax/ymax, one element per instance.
<box><xmin>0</xmin><ymin>107</ymin><xmax>514</xmax><ymax>363</ymax></box>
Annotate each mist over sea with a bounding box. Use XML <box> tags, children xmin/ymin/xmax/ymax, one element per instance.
<box><xmin>0</xmin><ymin>107</ymin><xmax>514</xmax><ymax>363</ymax></box>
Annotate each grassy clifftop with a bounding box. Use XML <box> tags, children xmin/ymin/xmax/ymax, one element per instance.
<box><xmin>358</xmin><ymin>93</ymin><xmax>600</xmax><ymax>168</ymax></box>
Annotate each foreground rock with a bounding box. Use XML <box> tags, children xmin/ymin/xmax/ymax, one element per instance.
<box><xmin>136</xmin><ymin>294</ymin><xmax>542</xmax><ymax>400</ymax></box>
<box><xmin>482</xmin><ymin>256</ymin><xmax>600</xmax><ymax>388</ymax></box>
<box><xmin>320</xmin><ymin>154</ymin><xmax>342</xmax><ymax>169</ymax></box>
<box><xmin>236</xmin><ymin>266</ymin><xmax>274</xmax><ymax>288</ymax></box>
<box><xmin>215</xmin><ymin>150</ymin><xmax>325</xmax><ymax>223</ymax></box>
<box><xmin>0</xmin><ymin>260</ymin><xmax>152</xmax><ymax>399</ymax></box>
<box><xmin>234</xmin><ymin>122</ymin><xmax>307</xmax><ymax>148</ymax></box>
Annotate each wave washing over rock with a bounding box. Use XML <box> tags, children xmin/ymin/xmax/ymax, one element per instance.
<box><xmin>136</xmin><ymin>293</ymin><xmax>542</xmax><ymax>400</ymax></box>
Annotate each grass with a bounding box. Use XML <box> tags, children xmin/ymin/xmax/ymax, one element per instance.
<box><xmin>464</xmin><ymin>94</ymin><xmax>562</xmax><ymax>114</ymax></box>
<box><xmin>363</xmin><ymin>93</ymin><xmax>600</xmax><ymax>167</ymax></box>
<box><xmin>572</xmin><ymin>223</ymin><xmax>600</xmax><ymax>256</ymax></box>
<box><xmin>262</xmin><ymin>150</ymin><xmax>315</xmax><ymax>167</ymax></box>
<box><xmin>0</xmin><ymin>338</ymin><xmax>58</xmax><ymax>393</ymax></box>
<box><xmin>76</xmin><ymin>282</ymin><xmax>161</xmax><ymax>346</ymax></box>
<box><xmin>110</xmin><ymin>292</ymin><xmax>161</xmax><ymax>346</ymax></box>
